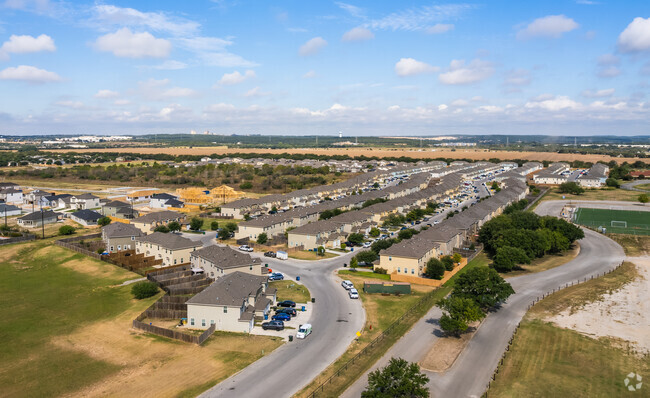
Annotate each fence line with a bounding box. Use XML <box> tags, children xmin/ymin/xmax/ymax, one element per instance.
<box><xmin>0</xmin><ymin>233</ymin><xmax>35</xmax><ymax>246</ymax></box>
<box><xmin>482</xmin><ymin>261</ymin><xmax>625</xmax><ymax>397</ymax></box>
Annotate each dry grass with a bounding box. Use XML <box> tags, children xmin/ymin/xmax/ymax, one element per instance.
<box><xmin>541</xmin><ymin>187</ymin><xmax>642</xmax><ymax>202</ymax></box>
<box><xmin>419</xmin><ymin>321</ymin><xmax>479</xmax><ymax>372</ymax></box>
<box><xmin>609</xmin><ymin>234</ymin><xmax>650</xmax><ymax>256</ymax></box>
<box><xmin>47</xmin><ymin>146</ymin><xmax>640</xmax><ymax>164</ymax></box>
<box><xmin>288</xmin><ymin>250</ymin><xmax>337</xmax><ymax>260</ymax></box>
<box><xmin>503</xmin><ymin>243</ymin><xmax>580</xmax><ymax>278</ymax></box>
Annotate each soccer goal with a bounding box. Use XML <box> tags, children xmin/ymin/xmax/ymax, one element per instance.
<box><xmin>611</xmin><ymin>220</ymin><xmax>628</xmax><ymax>228</ymax></box>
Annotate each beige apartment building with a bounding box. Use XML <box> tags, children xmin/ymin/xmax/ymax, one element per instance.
<box><xmin>190</xmin><ymin>245</ymin><xmax>263</xmax><ymax>279</ymax></box>
<box><xmin>131</xmin><ymin>210</ymin><xmax>185</xmax><ymax>233</ymax></box>
<box><xmin>135</xmin><ymin>232</ymin><xmax>201</xmax><ymax>266</ymax></box>
<box><xmin>101</xmin><ymin>222</ymin><xmax>144</xmax><ymax>253</ymax></box>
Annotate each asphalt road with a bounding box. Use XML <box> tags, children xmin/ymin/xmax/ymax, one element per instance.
<box><xmin>341</xmin><ymin>200</ymin><xmax>625</xmax><ymax>398</ymax></box>
<box><xmin>621</xmin><ymin>180</ymin><xmax>650</xmax><ymax>191</ymax></box>
<box><xmin>191</xmin><ymin>242</ymin><xmax>365</xmax><ymax>398</ymax></box>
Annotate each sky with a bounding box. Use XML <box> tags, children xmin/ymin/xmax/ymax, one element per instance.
<box><xmin>1</xmin><ymin>0</ymin><xmax>650</xmax><ymax>136</ymax></box>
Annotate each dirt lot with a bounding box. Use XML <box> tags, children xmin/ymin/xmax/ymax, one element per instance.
<box><xmin>47</xmin><ymin>146</ymin><xmax>640</xmax><ymax>164</ymax></box>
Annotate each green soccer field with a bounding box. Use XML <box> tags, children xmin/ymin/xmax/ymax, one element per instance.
<box><xmin>573</xmin><ymin>207</ymin><xmax>650</xmax><ymax>235</ymax></box>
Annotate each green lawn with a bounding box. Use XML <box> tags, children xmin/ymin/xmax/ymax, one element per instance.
<box><xmin>0</xmin><ymin>240</ymin><xmax>155</xmax><ymax>398</ymax></box>
<box><xmin>338</xmin><ymin>269</ymin><xmax>391</xmax><ymax>280</ymax></box>
<box><xmin>269</xmin><ymin>279</ymin><xmax>311</xmax><ymax>303</ymax></box>
<box><xmin>488</xmin><ymin>262</ymin><xmax>648</xmax><ymax>398</ymax></box>
<box><xmin>540</xmin><ymin>187</ymin><xmax>641</xmax><ymax>203</ymax></box>
<box><xmin>574</xmin><ymin>207</ymin><xmax>650</xmax><ymax>235</ymax></box>
<box><xmin>200</xmin><ymin>217</ymin><xmax>243</xmax><ymax>231</ymax></box>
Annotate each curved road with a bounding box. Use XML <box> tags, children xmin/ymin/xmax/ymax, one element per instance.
<box><xmin>342</xmin><ymin>200</ymin><xmax>625</xmax><ymax>398</ymax></box>
<box><xmin>622</xmin><ymin>180</ymin><xmax>650</xmax><ymax>191</ymax></box>
<box><xmin>185</xmin><ymin>236</ymin><xmax>365</xmax><ymax>398</ymax></box>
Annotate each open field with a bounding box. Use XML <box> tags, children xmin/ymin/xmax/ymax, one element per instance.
<box><xmin>609</xmin><ymin>234</ymin><xmax>650</xmax><ymax>256</ymax></box>
<box><xmin>632</xmin><ymin>182</ymin><xmax>650</xmax><ymax>191</ymax></box>
<box><xmin>503</xmin><ymin>242</ymin><xmax>580</xmax><ymax>278</ymax></box>
<box><xmin>488</xmin><ymin>261</ymin><xmax>649</xmax><ymax>398</ymax></box>
<box><xmin>574</xmin><ymin>207</ymin><xmax>650</xmax><ymax>235</ymax></box>
<box><xmin>540</xmin><ymin>187</ymin><xmax>642</xmax><ymax>202</ymax></box>
<box><xmin>294</xmin><ymin>252</ymin><xmax>490</xmax><ymax>398</ymax></box>
<box><xmin>46</xmin><ymin>146</ymin><xmax>641</xmax><ymax>164</ymax></box>
<box><xmin>0</xmin><ymin>239</ymin><xmax>282</xmax><ymax>398</ymax></box>
<box><xmin>270</xmin><ymin>279</ymin><xmax>311</xmax><ymax>303</ymax></box>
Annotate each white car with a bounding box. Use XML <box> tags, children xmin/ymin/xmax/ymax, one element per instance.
<box><xmin>362</xmin><ymin>242</ymin><xmax>372</xmax><ymax>248</ymax></box>
<box><xmin>296</xmin><ymin>323</ymin><xmax>312</xmax><ymax>339</ymax></box>
<box><xmin>349</xmin><ymin>288</ymin><xmax>359</xmax><ymax>299</ymax></box>
<box><xmin>238</xmin><ymin>245</ymin><xmax>253</xmax><ymax>252</ymax></box>
<box><xmin>341</xmin><ymin>280</ymin><xmax>354</xmax><ymax>290</ymax></box>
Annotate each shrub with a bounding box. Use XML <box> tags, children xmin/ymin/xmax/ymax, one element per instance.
<box><xmin>239</xmin><ymin>181</ymin><xmax>253</xmax><ymax>189</ymax></box>
<box><xmin>131</xmin><ymin>281</ymin><xmax>159</xmax><ymax>299</ymax></box>
<box><xmin>97</xmin><ymin>216</ymin><xmax>111</xmax><ymax>227</ymax></box>
<box><xmin>425</xmin><ymin>258</ymin><xmax>445</xmax><ymax>280</ymax></box>
<box><xmin>58</xmin><ymin>225</ymin><xmax>75</xmax><ymax>235</ymax></box>
<box><xmin>441</xmin><ymin>256</ymin><xmax>455</xmax><ymax>271</ymax></box>
<box><xmin>257</xmin><ymin>233</ymin><xmax>268</xmax><ymax>244</ymax></box>
<box><xmin>373</xmin><ymin>267</ymin><xmax>387</xmax><ymax>274</ymax></box>
<box><xmin>154</xmin><ymin>225</ymin><xmax>170</xmax><ymax>233</ymax></box>
<box><xmin>189</xmin><ymin>217</ymin><xmax>203</xmax><ymax>231</ymax></box>
<box><xmin>168</xmin><ymin>221</ymin><xmax>181</xmax><ymax>232</ymax></box>
<box><xmin>210</xmin><ymin>221</ymin><xmax>219</xmax><ymax>230</ymax></box>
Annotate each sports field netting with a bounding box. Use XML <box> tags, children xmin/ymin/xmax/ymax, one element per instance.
<box><xmin>573</xmin><ymin>207</ymin><xmax>650</xmax><ymax>235</ymax></box>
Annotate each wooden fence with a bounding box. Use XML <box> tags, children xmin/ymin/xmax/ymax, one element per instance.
<box><xmin>132</xmin><ymin>320</ymin><xmax>215</xmax><ymax>345</ymax></box>
<box><xmin>0</xmin><ymin>233</ymin><xmax>36</xmax><ymax>246</ymax></box>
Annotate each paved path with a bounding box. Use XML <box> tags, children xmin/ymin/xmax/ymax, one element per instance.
<box><xmin>342</xmin><ymin>200</ymin><xmax>625</xmax><ymax>398</ymax></box>
<box><xmin>119</xmin><ymin>277</ymin><xmax>147</xmax><ymax>286</ymax></box>
<box><xmin>621</xmin><ymin>180</ymin><xmax>650</xmax><ymax>191</ymax></box>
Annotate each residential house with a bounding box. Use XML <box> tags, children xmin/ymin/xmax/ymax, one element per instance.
<box><xmin>191</xmin><ymin>245</ymin><xmax>263</xmax><ymax>279</ymax></box>
<box><xmin>378</xmin><ymin>240</ymin><xmax>443</xmax><ymax>277</ymax></box>
<box><xmin>102</xmin><ymin>222</ymin><xmax>143</xmax><ymax>253</ymax></box>
<box><xmin>71</xmin><ymin>193</ymin><xmax>101</xmax><ymax>210</ymax></box>
<box><xmin>533</xmin><ymin>163</ymin><xmax>570</xmax><ymax>185</ymax></box>
<box><xmin>70</xmin><ymin>209</ymin><xmax>103</xmax><ymax>226</ymax></box>
<box><xmin>150</xmin><ymin>193</ymin><xmax>184</xmax><ymax>209</ymax></box>
<box><xmin>101</xmin><ymin>200</ymin><xmax>138</xmax><ymax>219</ymax></box>
<box><xmin>0</xmin><ymin>187</ymin><xmax>23</xmax><ymax>204</ymax></box>
<box><xmin>186</xmin><ymin>271</ymin><xmax>276</xmax><ymax>332</ymax></box>
<box><xmin>23</xmin><ymin>190</ymin><xmax>53</xmax><ymax>207</ymax></box>
<box><xmin>287</xmin><ymin>219</ymin><xmax>344</xmax><ymax>250</ymax></box>
<box><xmin>17</xmin><ymin>210</ymin><xmax>60</xmax><ymax>228</ymax></box>
<box><xmin>135</xmin><ymin>232</ymin><xmax>201</xmax><ymax>266</ymax></box>
<box><xmin>131</xmin><ymin>210</ymin><xmax>186</xmax><ymax>233</ymax></box>
<box><xmin>577</xmin><ymin>163</ymin><xmax>609</xmax><ymax>187</ymax></box>
<box><xmin>0</xmin><ymin>203</ymin><xmax>21</xmax><ymax>217</ymax></box>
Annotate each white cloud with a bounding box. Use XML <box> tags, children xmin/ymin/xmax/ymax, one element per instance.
<box><xmin>598</xmin><ymin>66</ymin><xmax>621</xmax><ymax>78</ymax></box>
<box><xmin>597</xmin><ymin>54</ymin><xmax>620</xmax><ymax>66</ymax></box>
<box><xmin>516</xmin><ymin>15</ymin><xmax>579</xmax><ymax>40</ymax></box>
<box><xmin>1</xmin><ymin>34</ymin><xmax>55</xmax><ymax>54</ymax></box>
<box><xmin>114</xmin><ymin>99</ymin><xmax>130</xmax><ymax>105</ymax></box>
<box><xmin>395</xmin><ymin>58</ymin><xmax>438</xmax><ymax>77</ymax></box>
<box><xmin>342</xmin><ymin>27</ymin><xmax>374</xmax><ymax>42</ymax></box>
<box><xmin>244</xmin><ymin>86</ymin><xmax>270</xmax><ymax>98</ymax></box>
<box><xmin>218</xmin><ymin>70</ymin><xmax>256</xmax><ymax>85</ymax></box>
<box><xmin>525</xmin><ymin>95</ymin><xmax>580</xmax><ymax>111</ymax></box>
<box><xmin>54</xmin><ymin>100</ymin><xmax>86</xmax><ymax>109</ymax></box>
<box><xmin>582</xmin><ymin>88</ymin><xmax>615</xmax><ymax>98</ymax></box>
<box><xmin>504</xmin><ymin>68</ymin><xmax>531</xmax><ymax>87</ymax></box>
<box><xmin>90</xmin><ymin>5</ymin><xmax>199</xmax><ymax>36</ymax></box>
<box><xmin>438</xmin><ymin>104</ymin><xmax>448</xmax><ymax>111</ymax></box>
<box><xmin>136</xmin><ymin>78</ymin><xmax>197</xmax><ymax>100</ymax></box>
<box><xmin>198</xmin><ymin>52</ymin><xmax>258</xmax><ymax>68</ymax></box>
<box><xmin>94</xmin><ymin>89</ymin><xmax>119</xmax><ymax>99</ymax></box>
<box><xmin>439</xmin><ymin>59</ymin><xmax>494</xmax><ymax>85</ymax></box>
<box><xmin>94</xmin><ymin>28</ymin><xmax>171</xmax><ymax>58</ymax></box>
<box><xmin>0</xmin><ymin>65</ymin><xmax>60</xmax><ymax>82</ymax></box>
<box><xmin>299</xmin><ymin>37</ymin><xmax>327</xmax><ymax>56</ymax></box>
<box><xmin>450</xmin><ymin>99</ymin><xmax>469</xmax><ymax>107</ymax></box>
<box><xmin>617</xmin><ymin>17</ymin><xmax>650</xmax><ymax>53</ymax></box>
<box><xmin>475</xmin><ymin>105</ymin><xmax>503</xmax><ymax>113</ymax></box>
<box><xmin>426</xmin><ymin>23</ymin><xmax>454</xmax><ymax>34</ymax></box>
<box><xmin>365</xmin><ymin>4</ymin><xmax>471</xmax><ymax>32</ymax></box>
<box><xmin>336</xmin><ymin>2</ymin><xmax>365</xmax><ymax>19</ymax></box>
<box><xmin>302</xmin><ymin>70</ymin><xmax>316</xmax><ymax>79</ymax></box>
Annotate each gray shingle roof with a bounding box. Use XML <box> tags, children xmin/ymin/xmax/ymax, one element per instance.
<box><xmin>71</xmin><ymin>209</ymin><xmax>102</xmax><ymax>221</ymax></box>
<box><xmin>102</xmin><ymin>222</ymin><xmax>143</xmax><ymax>238</ymax></box>
<box><xmin>191</xmin><ymin>245</ymin><xmax>260</xmax><ymax>268</ymax></box>
<box><xmin>18</xmin><ymin>210</ymin><xmax>59</xmax><ymax>221</ymax></box>
<box><xmin>186</xmin><ymin>271</ymin><xmax>268</xmax><ymax>307</ymax></box>
<box><xmin>135</xmin><ymin>231</ymin><xmax>201</xmax><ymax>250</ymax></box>
<box><xmin>133</xmin><ymin>210</ymin><xmax>183</xmax><ymax>224</ymax></box>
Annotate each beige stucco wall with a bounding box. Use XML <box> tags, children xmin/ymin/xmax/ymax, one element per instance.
<box><xmin>105</xmin><ymin>236</ymin><xmax>135</xmax><ymax>253</ymax></box>
<box><xmin>186</xmin><ymin>304</ymin><xmax>253</xmax><ymax>333</ymax></box>
<box><xmin>135</xmin><ymin>242</ymin><xmax>199</xmax><ymax>266</ymax></box>
<box><xmin>191</xmin><ymin>255</ymin><xmax>262</xmax><ymax>279</ymax></box>
<box><xmin>288</xmin><ymin>233</ymin><xmax>319</xmax><ymax>250</ymax></box>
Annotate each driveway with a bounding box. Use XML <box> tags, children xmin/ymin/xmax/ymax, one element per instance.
<box><xmin>341</xmin><ymin>200</ymin><xmax>625</xmax><ymax>398</ymax></box>
<box><xmin>199</xmin><ymin>249</ymin><xmax>366</xmax><ymax>398</ymax></box>
<box><xmin>253</xmin><ymin>302</ymin><xmax>314</xmax><ymax>341</ymax></box>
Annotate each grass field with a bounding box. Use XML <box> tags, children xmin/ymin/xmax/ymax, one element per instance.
<box><xmin>488</xmin><ymin>262</ymin><xmax>648</xmax><ymax>398</ymax></box>
<box><xmin>574</xmin><ymin>207</ymin><xmax>650</xmax><ymax>235</ymax></box>
<box><xmin>609</xmin><ymin>234</ymin><xmax>650</xmax><ymax>256</ymax></box>
<box><xmin>0</xmin><ymin>239</ymin><xmax>282</xmax><ymax>398</ymax></box>
<box><xmin>503</xmin><ymin>242</ymin><xmax>580</xmax><ymax>278</ymax></box>
<box><xmin>540</xmin><ymin>187</ymin><xmax>642</xmax><ymax>202</ymax></box>
<box><xmin>288</xmin><ymin>250</ymin><xmax>337</xmax><ymax>260</ymax></box>
<box><xmin>269</xmin><ymin>279</ymin><xmax>311</xmax><ymax>303</ymax></box>
<box><xmin>294</xmin><ymin>252</ymin><xmax>490</xmax><ymax>398</ymax></box>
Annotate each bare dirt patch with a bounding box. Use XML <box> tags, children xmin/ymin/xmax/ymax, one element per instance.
<box><xmin>547</xmin><ymin>257</ymin><xmax>650</xmax><ymax>354</ymax></box>
<box><xmin>419</xmin><ymin>321</ymin><xmax>480</xmax><ymax>372</ymax></box>
<box><xmin>47</xmin><ymin>146</ymin><xmax>639</xmax><ymax>164</ymax></box>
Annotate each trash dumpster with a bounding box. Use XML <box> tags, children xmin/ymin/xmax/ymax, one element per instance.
<box><xmin>311</xmin><ymin>298</ymin><xmax>315</xmax><ymax>303</ymax></box>
<box><xmin>289</xmin><ymin>335</ymin><xmax>293</xmax><ymax>342</ymax></box>
<box><xmin>301</xmin><ymin>306</ymin><xmax>306</xmax><ymax>312</ymax></box>
<box><xmin>264</xmin><ymin>314</ymin><xmax>268</xmax><ymax>320</ymax></box>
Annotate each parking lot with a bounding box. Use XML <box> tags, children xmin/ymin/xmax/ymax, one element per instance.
<box><xmin>251</xmin><ymin>301</ymin><xmax>313</xmax><ymax>340</ymax></box>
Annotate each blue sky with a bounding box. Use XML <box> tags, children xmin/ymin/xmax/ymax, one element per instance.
<box><xmin>1</xmin><ymin>0</ymin><xmax>650</xmax><ymax>136</ymax></box>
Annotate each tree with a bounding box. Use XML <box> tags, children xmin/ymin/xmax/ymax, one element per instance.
<box><xmin>493</xmin><ymin>246</ymin><xmax>530</xmax><ymax>272</ymax></box>
<box><xmin>225</xmin><ymin>222</ymin><xmax>238</xmax><ymax>234</ymax></box>
<box><xmin>452</xmin><ymin>253</ymin><xmax>462</xmax><ymax>264</ymax></box>
<box><xmin>437</xmin><ymin>297</ymin><xmax>485</xmax><ymax>337</ymax></box>
<box><xmin>558</xmin><ymin>182</ymin><xmax>585</xmax><ymax>195</ymax></box>
<box><xmin>97</xmin><ymin>216</ymin><xmax>111</xmax><ymax>227</ymax></box>
<box><xmin>257</xmin><ymin>233</ymin><xmax>268</xmax><ymax>245</ymax></box>
<box><xmin>131</xmin><ymin>281</ymin><xmax>159</xmax><ymax>299</ymax></box>
<box><xmin>397</xmin><ymin>228</ymin><xmax>414</xmax><ymax>240</ymax></box>
<box><xmin>243</xmin><ymin>213</ymin><xmax>251</xmax><ymax>221</ymax></box>
<box><xmin>491</xmin><ymin>181</ymin><xmax>499</xmax><ymax>190</ymax></box>
<box><xmin>362</xmin><ymin>357</ymin><xmax>429</xmax><ymax>398</ymax></box>
<box><xmin>59</xmin><ymin>225</ymin><xmax>75</xmax><ymax>235</ymax></box>
<box><xmin>369</xmin><ymin>227</ymin><xmax>380</xmax><ymax>237</ymax></box>
<box><xmin>441</xmin><ymin>256</ymin><xmax>455</xmax><ymax>271</ymax></box>
<box><xmin>350</xmin><ymin>257</ymin><xmax>358</xmax><ymax>269</ymax></box>
<box><xmin>189</xmin><ymin>217</ymin><xmax>203</xmax><ymax>231</ymax></box>
<box><xmin>347</xmin><ymin>233</ymin><xmax>365</xmax><ymax>245</ymax></box>
<box><xmin>317</xmin><ymin>246</ymin><xmax>325</xmax><ymax>256</ymax></box>
<box><xmin>356</xmin><ymin>250</ymin><xmax>378</xmax><ymax>264</ymax></box>
<box><xmin>605</xmin><ymin>178</ymin><xmax>620</xmax><ymax>188</ymax></box>
<box><xmin>239</xmin><ymin>181</ymin><xmax>253</xmax><ymax>189</ymax></box>
<box><xmin>210</xmin><ymin>220</ymin><xmax>219</xmax><ymax>230</ymax></box>
<box><xmin>371</xmin><ymin>238</ymin><xmax>395</xmax><ymax>254</ymax></box>
<box><xmin>154</xmin><ymin>225</ymin><xmax>170</xmax><ymax>233</ymax></box>
<box><xmin>424</xmin><ymin>258</ymin><xmax>445</xmax><ymax>280</ymax></box>
<box><xmin>168</xmin><ymin>221</ymin><xmax>181</xmax><ymax>232</ymax></box>
<box><xmin>218</xmin><ymin>228</ymin><xmax>231</xmax><ymax>240</ymax></box>
<box><xmin>453</xmin><ymin>267</ymin><xmax>515</xmax><ymax>309</ymax></box>
<box><xmin>639</xmin><ymin>193</ymin><xmax>649</xmax><ymax>205</ymax></box>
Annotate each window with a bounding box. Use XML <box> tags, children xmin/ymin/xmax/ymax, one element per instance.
<box><xmin>223</xmin><ymin>306</ymin><xmax>228</xmax><ymax>313</ymax></box>
<box><xmin>210</xmin><ymin>320</ymin><xmax>215</xmax><ymax>325</ymax></box>
<box><xmin>190</xmin><ymin>318</ymin><xmax>195</xmax><ymax>326</ymax></box>
<box><xmin>174</xmin><ymin>259</ymin><xmax>177</xmax><ymax>265</ymax></box>
<box><xmin>181</xmin><ymin>258</ymin><xmax>183</xmax><ymax>263</ymax></box>
<box><xmin>389</xmin><ymin>256</ymin><xmax>392</xmax><ymax>261</ymax></box>
<box><xmin>202</xmin><ymin>319</ymin><xmax>206</xmax><ymax>327</ymax></box>
<box><xmin>117</xmin><ymin>245</ymin><xmax>121</xmax><ymax>251</ymax></box>
<box><xmin>131</xmin><ymin>236</ymin><xmax>135</xmax><ymax>240</ymax></box>
<box><xmin>110</xmin><ymin>246</ymin><xmax>114</xmax><ymax>251</ymax></box>
<box><xmin>397</xmin><ymin>267</ymin><xmax>401</xmax><ymax>273</ymax></box>
<box><xmin>249</xmin><ymin>265</ymin><xmax>253</xmax><ymax>270</ymax></box>
<box><xmin>411</xmin><ymin>269</ymin><xmax>415</xmax><ymax>274</ymax></box>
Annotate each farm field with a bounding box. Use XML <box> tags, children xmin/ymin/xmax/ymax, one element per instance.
<box><xmin>488</xmin><ymin>261</ymin><xmax>649</xmax><ymax>398</ymax></box>
<box><xmin>47</xmin><ymin>146</ymin><xmax>640</xmax><ymax>164</ymax></box>
<box><xmin>574</xmin><ymin>207</ymin><xmax>650</xmax><ymax>235</ymax></box>
<box><xmin>0</xmin><ymin>240</ymin><xmax>282</xmax><ymax>398</ymax></box>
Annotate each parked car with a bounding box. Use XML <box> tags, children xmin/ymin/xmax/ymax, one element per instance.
<box><xmin>272</xmin><ymin>312</ymin><xmax>291</xmax><ymax>321</ymax></box>
<box><xmin>238</xmin><ymin>245</ymin><xmax>253</xmax><ymax>252</ymax></box>
<box><xmin>349</xmin><ymin>288</ymin><xmax>359</xmax><ymax>299</ymax></box>
<box><xmin>341</xmin><ymin>280</ymin><xmax>354</xmax><ymax>290</ymax></box>
<box><xmin>264</xmin><ymin>251</ymin><xmax>276</xmax><ymax>258</ymax></box>
<box><xmin>269</xmin><ymin>272</ymin><xmax>284</xmax><ymax>281</ymax></box>
<box><xmin>261</xmin><ymin>320</ymin><xmax>284</xmax><ymax>331</ymax></box>
<box><xmin>362</xmin><ymin>242</ymin><xmax>372</xmax><ymax>248</ymax></box>
<box><xmin>277</xmin><ymin>300</ymin><xmax>296</xmax><ymax>308</ymax></box>
<box><xmin>276</xmin><ymin>307</ymin><xmax>297</xmax><ymax>317</ymax></box>
<box><xmin>433</xmin><ymin>220</ymin><xmax>440</xmax><ymax>225</ymax></box>
<box><xmin>296</xmin><ymin>323</ymin><xmax>312</xmax><ymax>339</ymax></box>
